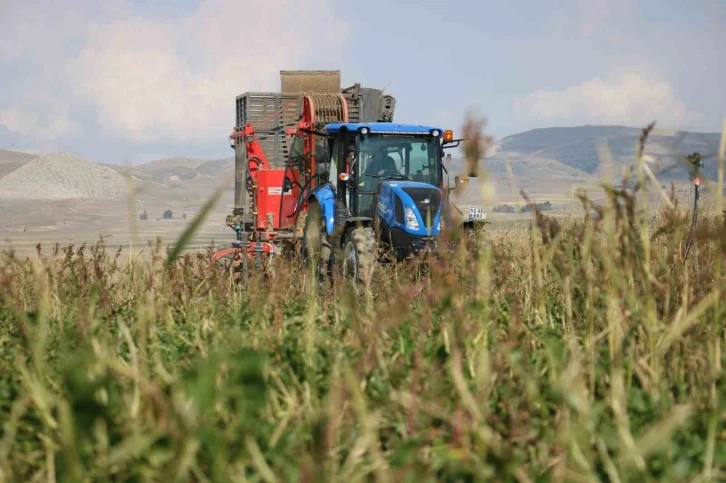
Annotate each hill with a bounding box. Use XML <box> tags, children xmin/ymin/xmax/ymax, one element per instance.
<box><xmin>490</xmin><ymin>125</ymin><xmax>722</xmax><ymax>180</ymax></box>
<box><xmin>447</xmin><ymin>125</ymin><xmax>722</xmax><ymax>205</ymax></box>
<box><xmin>132</xmin><ymin>156</ymin><xmax>233</xmax><ymax>184</ymax></box>
<box><xmin>0</xmin><ymin>149</ymin><xmax>37</xmax><ymax>179</ymax></box>
<box><xmin>0</xmin><ymin>152</ymin><xmax>127</xmax><ymax>200</ymax></box>
<box><xmin>1</xmin><ymin>124</ymin><xmax>717</xmax><ymax>206</ymax></box>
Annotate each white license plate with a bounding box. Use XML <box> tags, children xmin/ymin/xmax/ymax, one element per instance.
<box><xmin>468</xmin><ymin>207</ymin><xmax>487</xmax><ymax>220</ymax></box>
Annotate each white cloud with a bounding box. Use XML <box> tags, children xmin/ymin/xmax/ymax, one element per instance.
<box><xmin>45</xmin><ymin>110</ymin><xmax>83</xmax><ymax>139</ymax></box>
<box><xmin>0</xmin><ymin>104</ymin><xmax>81</xmax><ymax>140</ymax></box>
<box><xmin>67</xmin><ymin>0</ymin><xmax>348</xmax><ymax>144</ymax></box>
<box><xmin>0</xmin><ymin>107</ymin><xmax>38</xmax><ymax>133</ymax></box>
<box><xmin>513</xmin><ymin>70</ymin><xmax>705</xmax><ymax>130</ymax></box>
<box><xmin>1</xmin><ymin>0</ymin><xmax>348</xmax><ymax>146</ymax></box>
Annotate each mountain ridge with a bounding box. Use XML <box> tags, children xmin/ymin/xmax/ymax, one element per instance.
<box><xmin>476</xmin><ymin>125</ymin><xmax>723</xmax><ymax>183</ymax></box>
<box><xmin>2</xmin><ymin>125</ymin><xmax>721</xmax><ymax>203</ymax></box>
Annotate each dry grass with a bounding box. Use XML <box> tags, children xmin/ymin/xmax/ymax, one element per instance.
<box><xmin>0</xmin><ymin>121</ymin><xmax>724</xmax><ymax>482</ymax></box>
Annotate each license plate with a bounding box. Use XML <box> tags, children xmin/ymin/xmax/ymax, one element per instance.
<box><xmin>468</xmin><ymin>207</ymin><xmax>487</xmax><ymax>220</ymax></box>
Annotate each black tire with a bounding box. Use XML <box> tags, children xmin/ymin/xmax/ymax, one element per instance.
<box><xmin>342</xmin><ymin>226</ymin><xmax>376</xmax><ymax>286</ymax></box>
<box><xmin>302</xmin><ymin>202</ymin><xmax>332</xmax><ymax>284</ymax></box>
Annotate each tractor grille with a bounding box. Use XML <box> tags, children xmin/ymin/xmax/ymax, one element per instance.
<box><xmin>401</xmin><ymin>187</ymin><xmax>441</xmax><ymax>228</ymax></box>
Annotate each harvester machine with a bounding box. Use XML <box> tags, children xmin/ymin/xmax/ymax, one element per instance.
<box><xmin>214</xmin><ymin>70</ymin><xmax>397</xmax><ymax>278</ymax></box>
<box><xmin>213</xmin><ymin>70</ymin><xmax>487</xmax><ymax>284</ymax></box>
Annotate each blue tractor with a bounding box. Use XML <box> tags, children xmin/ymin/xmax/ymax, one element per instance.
<box><xmin>301</xmin><ymin>122</ymin><xmax>468</xmax><ymax>284</ymax></box>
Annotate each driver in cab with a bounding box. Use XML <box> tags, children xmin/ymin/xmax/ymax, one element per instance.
<box><xmin>359</xmin><ymin>150</ymin><xmax>398</xmax><ymax>192</ymax></box>
<box><xmin>363</xmin><ymin>147</ymin><xmax>400</xmax><ymax>179</ymax></box>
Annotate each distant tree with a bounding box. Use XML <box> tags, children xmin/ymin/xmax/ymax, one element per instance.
<box><xmin>521</xmin><ymin>201</ymin><xmax>553</xmax><ymax>213</ymax></box>
<box><xmin>493</xmin><ymin>204</ymin><xmax>517</xmax><ymax>213</ymax></box>
<box><xmin>163</xmin><ymin>209</ymin><xmax>173</xmax><ymax>219</ymax></box>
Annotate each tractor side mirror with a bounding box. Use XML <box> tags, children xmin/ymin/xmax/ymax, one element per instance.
<box><xmin>337</xmin><ymin>172</ymin><xmax>356</xmax><ymax>189</ymax></box>
<box><xmin>449</xmin><ymin>175</ymin><xmax>469</xmax><ymax>192</ymax></box>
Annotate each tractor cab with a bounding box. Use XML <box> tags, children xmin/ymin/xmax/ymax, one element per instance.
<box><xmin>324</xmin><ymin>124</ymin><xmax>446</xmax><ymax>210</ymax></box>
<box><xmin>305</xmin><ymin>123</ymin><xmax>459</xmax><ymax>269</ymax></box>
<box><xmin>218</xmin><ymin>70</ymin><xmax>487</xmax><ymax>287</ymax></box>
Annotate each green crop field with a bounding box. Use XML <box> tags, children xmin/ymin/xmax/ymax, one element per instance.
<box><xmin>1</xmin><ymin>129</ymin><xmax>725</xmax><ymax>482</ymax></box>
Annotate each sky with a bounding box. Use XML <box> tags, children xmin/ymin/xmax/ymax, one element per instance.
<box><xmin>0</xmin><ymin>0</ymin><xmax>724</xmax><ymax>165</ymax></box>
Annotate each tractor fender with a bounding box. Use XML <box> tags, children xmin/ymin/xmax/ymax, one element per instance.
<box><xmin>307</xmin><ymin>184</ymin><xmax>336</xmax><ymax>236</ymax></box>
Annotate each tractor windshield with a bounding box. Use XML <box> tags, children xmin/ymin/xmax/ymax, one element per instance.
<box><xmin>358</xmin><ymin>135</ymin><xmax>441</xmax><ymax>188</ymax></box>
<box><xmin>355</xmin><ymin>134</ymin><xmax>442</xmax><ymax>218</ymax></box>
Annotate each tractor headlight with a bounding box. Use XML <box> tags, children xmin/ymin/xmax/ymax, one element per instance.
<box><xmin>437</xmin><ymin>217</ymin><xmax>443</xmax><ymax>231</ymax></box>
<box><xmin>405</xmin><ymin>206</ymin><xmax>419</xmax><ymax>230</ymax></box>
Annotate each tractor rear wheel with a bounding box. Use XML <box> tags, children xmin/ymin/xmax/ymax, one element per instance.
<box><xmin>302</xmin><ymin>202</ymin><xmax>332</xmax><ymax>285</ymax></box>
<box><xmin>342</xmin><ymin>226</ymin><xmax>376</xmax><ymax>287</ymax></box>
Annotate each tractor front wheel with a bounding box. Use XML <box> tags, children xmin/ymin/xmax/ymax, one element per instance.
<box><xmin>302</xmin><ymin>202</ymin><xmax>332</xmax><ymax>285</ymax></box>
<box><xmin>342</xmin><ymin>226</ymin><xmax>376</xmax><ymax>287</ymax></box>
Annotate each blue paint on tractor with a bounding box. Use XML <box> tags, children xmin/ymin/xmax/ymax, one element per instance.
<box><xmin>309</xmin><ymin>183</ymin><xmax>336</xmax><ymax>235</ymax></box>
<box><xmin>376</xmin><ymin>180</ymin><xmax>443</xmax><ymax>237</ymax></box>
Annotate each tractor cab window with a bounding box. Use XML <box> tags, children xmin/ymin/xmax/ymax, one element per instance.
<box><xmin>358</xmin><ymin>135</ymin><xmax>440</xmax><ymax>184</ymax></box>
<box><xmin>355</xmin><ymin>134</ymin><xmax>441</xmax><ymax>218</ymax></box>
<box><xmin>408</xmin><ymin>140</ymin><xmax>439</xmax><ymax>185</ymax></box>
<box><xmin>328</xmin><ymin>148</ymin><xmax>338</xmax><ymax>184</ymax></box>
<box><xmin>328</xmin><ymin>137</ymin><xmax>353</xmax><ymax>208</ymax></box>
<box><xmin>327</xmin><ymin>138</ymin><xmax>338</xmax><ymax>185</ymax></box>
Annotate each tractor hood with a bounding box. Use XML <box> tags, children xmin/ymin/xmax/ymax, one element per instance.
<box><xmin>383</xmin><ymin>180</ymin><xmax>443</xmax><ymax>234</ymax></box>
<box><xmin>384</xmin><ymin>181</ymin><xmax>443</xmax><ymax>209</ymax></box>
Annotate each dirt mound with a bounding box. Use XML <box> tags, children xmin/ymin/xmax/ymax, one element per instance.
<box><xmin>0</xmin><ymin>149</ymin><xmax>37</xmax><ymax>179</ymax></box>
<box><xmin>0</xmin><ymin>152</ymin><xmax>127</xmax><ymax>200</ymax></box>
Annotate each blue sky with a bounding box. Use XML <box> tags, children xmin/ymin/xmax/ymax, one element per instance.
<box><xmin>1</xmin><ymin>0</ymin><xmax>723</xmax><ymax>164</ymax></box>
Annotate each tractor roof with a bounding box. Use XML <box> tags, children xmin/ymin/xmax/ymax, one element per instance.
<box><xmin>323</xmin><ymin>122</ymin><xmax>443</xmax><ymax>135</ymax></box>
